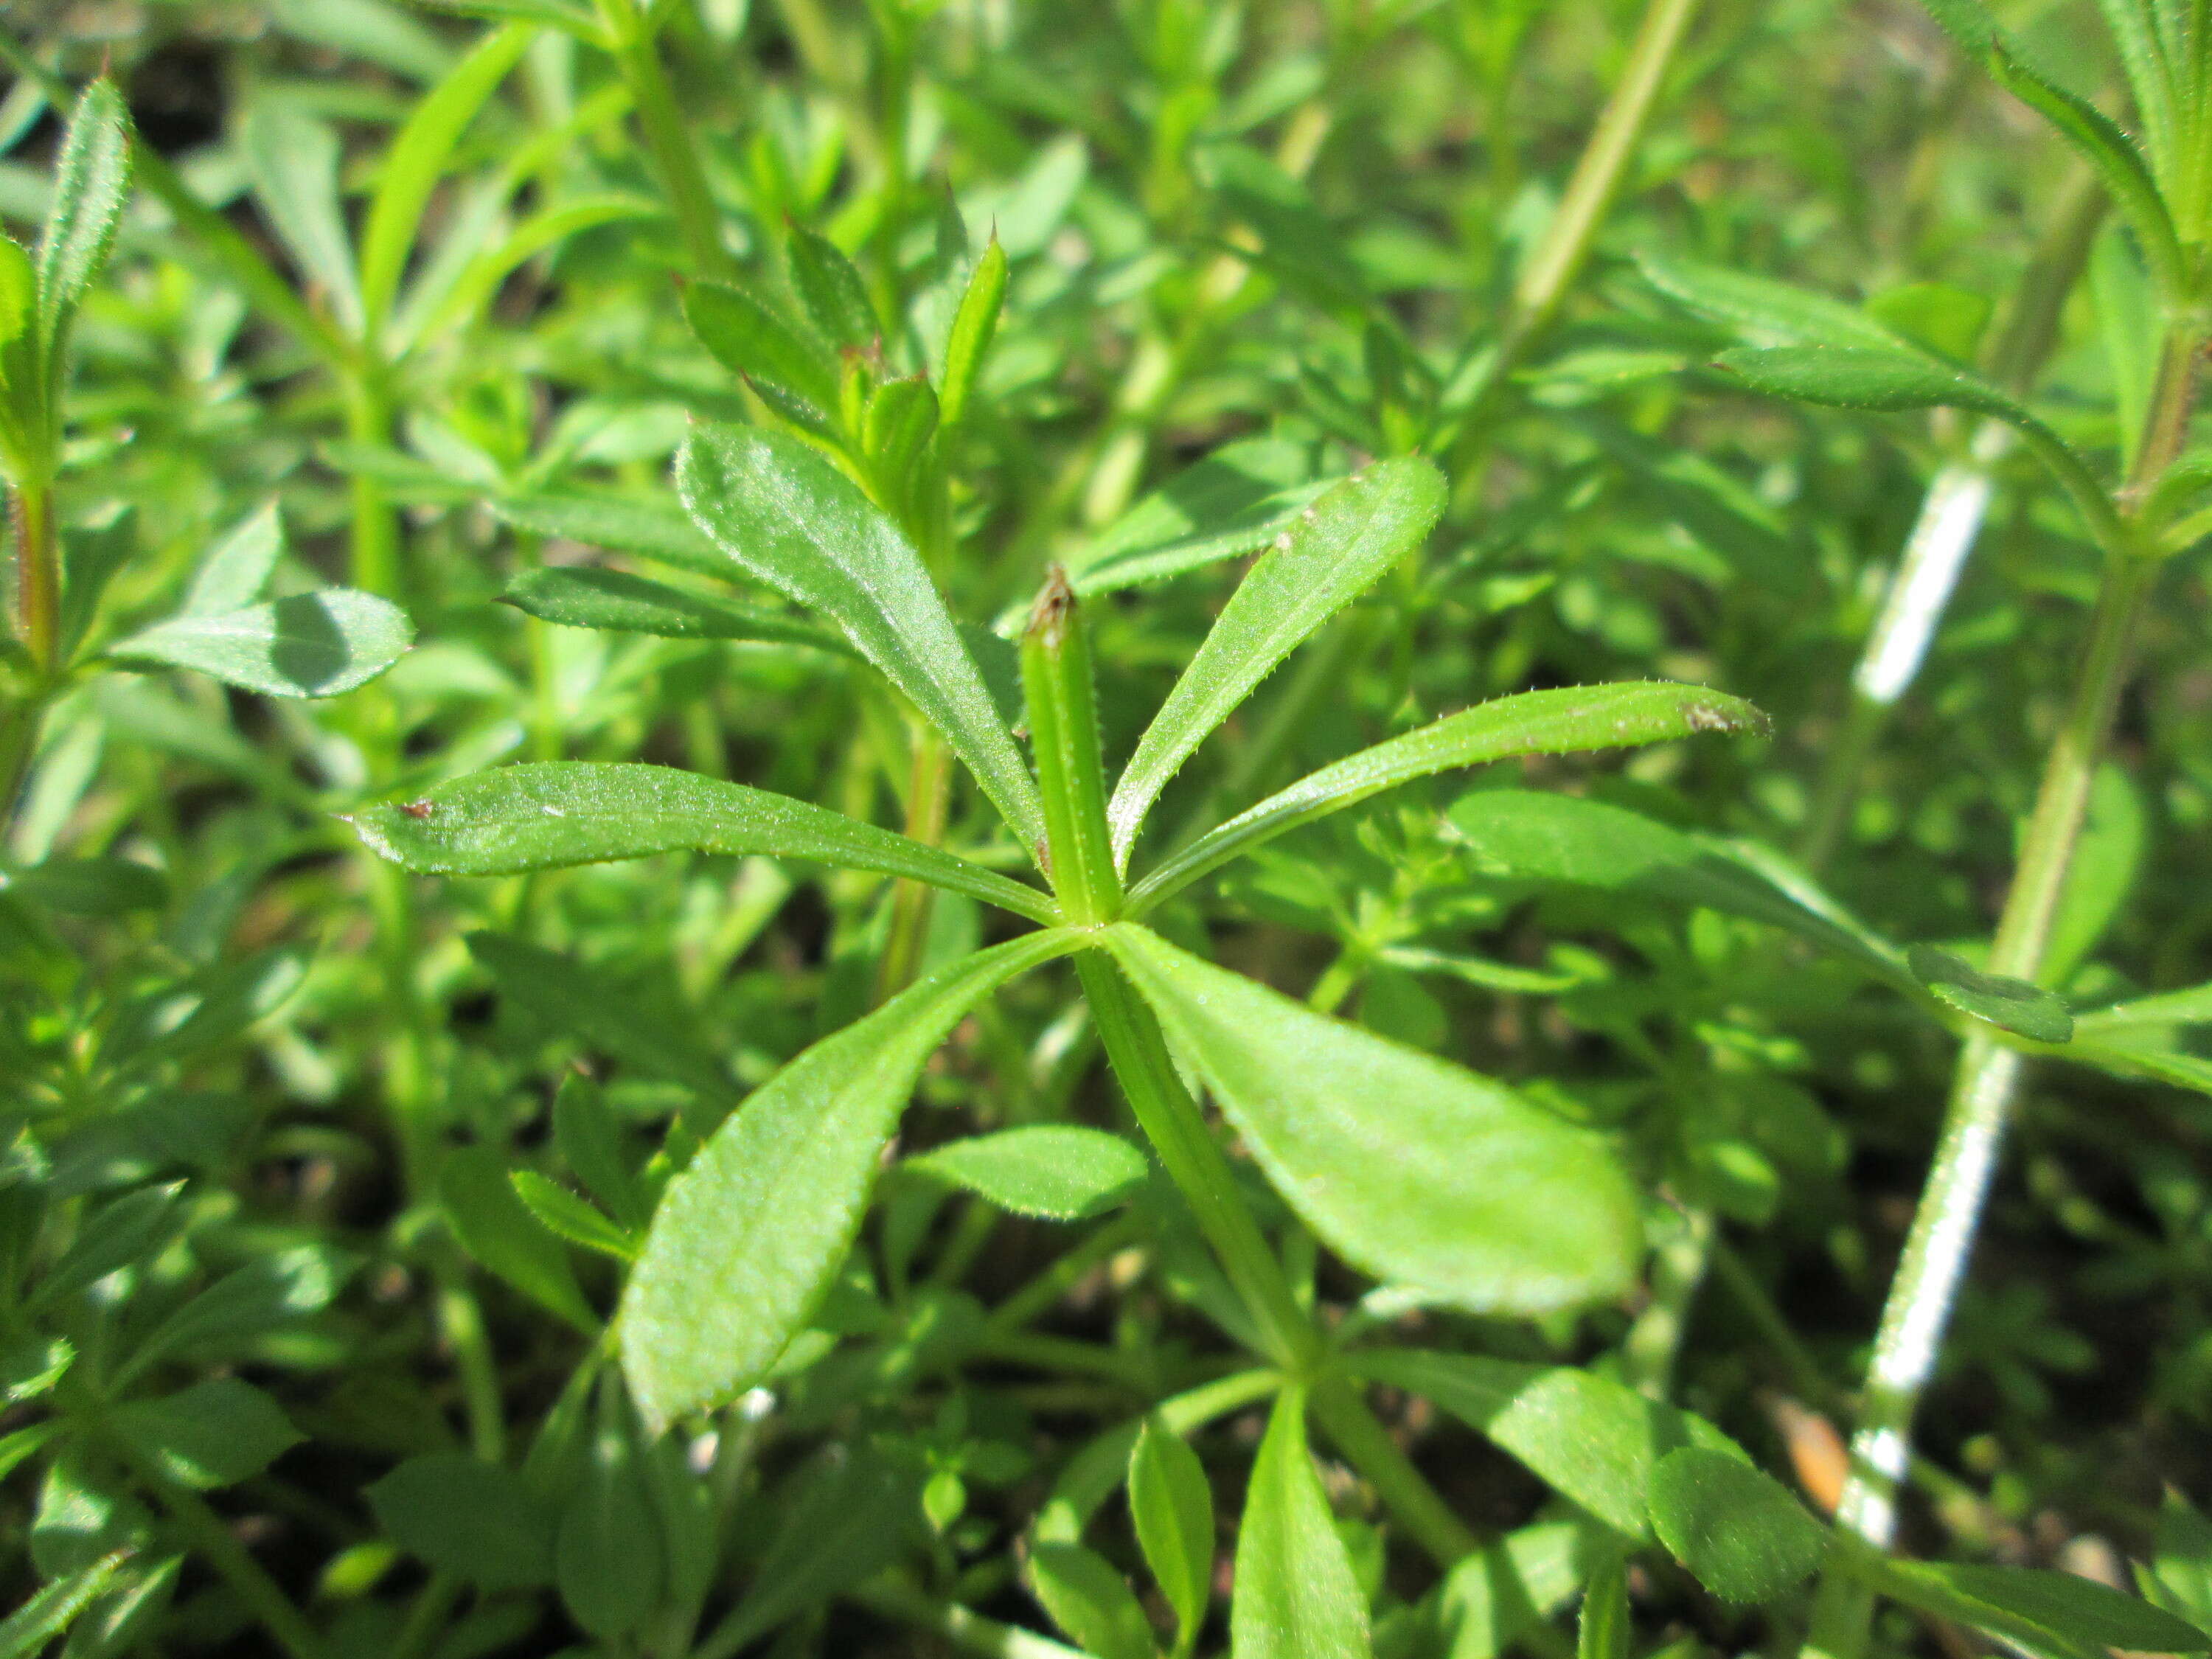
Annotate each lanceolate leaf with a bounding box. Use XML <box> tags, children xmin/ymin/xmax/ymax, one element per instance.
<box><xmin>905</xmin><ymin>1126</ymin><xmax>1147</xmax><ymax>1220</ymax></box>
<box><xmin>35</xmin><ymin>79</ymin><xmax>131</xmax><ymax>374</ymax></box>
<box><xmin>1447</xmin><ymin>790</ymin><xmax>1911</xmax><ymax>987</ymax></box>
<box><xmin>109</xmin><ymin>591</ymin><xmax>413</xmax><ymax>698</ymax></box>
<box><xmin>1065</xmin><ymin>439</ymin><xmax>1339</xmax><ymax>595</ymax></box>
<box><xmin>1128</xmin><ymin>1418</ymin><xmax>1214</xmax><ymax>1648</ymax></box>
<box><xmin>677</xmin><ymin>424</ymin><xmax>1048</xmax><ymax>852</ymax></box>
<box><xmin>1647</xmin><ymin>1447</ymin><xmax>1826</xmax><ymax>1603</ymax></box>
<box><xmin>1107</xmin><ymin>457</ymin><xmax>1447</xmax><ymax>869</ymax></box>
<box><xmin>1104</xmin><ymin>925</ymin><xmax>1642</xmax><ymax>1314</ymax></box>
<box><xmin>1127</xmin><ymin>682</ymin><xmax>1769</xmax><ymax>914</ymax></box>
<box><xmin>1907</xmin><ymin>945</ymin><xmax>2074</xmax><ymax>1043</ymax></box>
<box><xmin>358</xmin><ymin>24</ymin><xmax>532</xmax><ymax>336</ymax></box>
<box><xmin>1346</xmin><ymin>1349</ymin><xmax>1744</xmax><ymax>1537</ymax></box>
<box><xmin>241</xmin><ymin>99</ymin><xmax>364</xmax><ymax>335</ymax></box>
<box><xmin>489</xmin><ymin>493</ymin><xmax>722</xmax><ymax>577</ymax></box>
<box><xmin>1639</xmin><ymin>253</ymin><xmax>1910</xmax><ymax>350</ymax></box>
<box><xmin>501</xmin><ymin>566</ymin><xmax>854</xmax><ymax>653</ymax></box>
<box><xmin>0</xmin><ymin>1551</ymin><xmax>129</xmax><ymax>1659</ymax></box>
<box><xmin>619</xmin><ymin>931</ymin><xmax>1080</xmax><ymax>1425</ymax></box>
<box><xmin>1232</xmin><ymin>1389</ymin><xmax>1371</xmax><ymax>1659</ymax></box>
<box><xmin>1984</xmin><ymin>41</ymin><xmax>2185</xmax><ymax>301</ymax></box>
<box><xmin>1840</xmin><ymin>1543</ymin><xmax>2211</xmax><ymax>1659</ymax></box>
<box><xmin>351</xmin><ymin>762</ymin><xmax>1057</xmax><ymax>923</ymax></box>
<box><xmin>1714</xmin><ymin>344</ymin><xmax>2043</xmax><ymax>429</ymax></box>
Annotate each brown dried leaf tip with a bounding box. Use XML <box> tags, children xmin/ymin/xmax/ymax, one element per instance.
<box><xmin>1027</xmin><ymin>564</ymin><xmax>1076</xmax><ymax>648</ymax></box>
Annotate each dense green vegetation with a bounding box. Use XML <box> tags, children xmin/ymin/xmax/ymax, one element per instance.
<box><xmin>6</xmin><ymin>1</ymin><xmax>2212</xmax><ymax>1655</ymax></box>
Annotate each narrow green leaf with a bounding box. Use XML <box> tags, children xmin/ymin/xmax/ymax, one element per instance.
<box><xmin>500</xmin><ymin>566</ymin><xmax>853</xmax><ymax>653</ymax></box>
<box><xmin>554</xmin><ymin>1394</ymin><xmax>661</xmax><ymax>1639</ymax></box>
<box><xmin>358</xmin><ymin>24</ymin><xmax>532</xmax><ymax>337</ymax></box>
<box><xmin>181</xmin><ymin>501</ymin><xmax>283</xmax><ymax>616</ymax></box>
<box><xmin>33</xmin><ymin>1184</ymin><xmax>187</xmax><ymax>1311</ymax></box>
<box><xmin>1128</xmin><ymin>682</ymin><xmax>1769</xmax><ymax>914</ymax></box>
<box><xmin>0</xmin><ymin>236</ymin><xmax>41</xmax><ymax>462</ymax></box>
<box><xmin>35</xmin><ymin>79</ymin><xmax>131</xmax><ymax>363</ymax></box>
<box><xmin>908</xmin><ymin>1126</ymin><xmax>1146</xmax><ymax>1221</ymax></box>
<box><xmin>1577</xmin><ymin>1554</ymin><xmax>1630</xmax><ymax>1659</ymax></box>
<box><xmin>787</xmin><ymin>223</ymin><xmax>878</xmax><ymax>348</ymax></box>
<box><xmin>350</xmin><ymin>762</ymin><xmax>1057</xmax><ymax>923</ymax></box>
<box><xmin>366</xmin><ymin>1453</ymin><xmax>556</xmax><ymax>1590</ymax></box>
<box><xmin>1231</xmin><ymin>1388</ymin><xmax>1371</xmax><ymax>1659</ymax></box>
<box><xmin>1647</xmin><ymin>1447</ymin><xmax>1825</xmax><ymax>1604</ymax></box>
<box><xmin>1907</xmin><ymin>945</ymin><xmax>2074</xmax><ymax>1043</ymax></box>
<box><xmin>1105</xmin><ymin>925</ymin><xmax>1642</xmax><ymax>1315</ymax></box>
<box><xmin>676</xmin><ymin>424</ymin><xmax>1047</xmax><ymax>852</ymax></box>
<box><xmin>122</xmin><ymin>1245</ymin><xmax>343</xmax><ymax>1381</ymax></box>
<box><xmin>1107</xmin><ymin>457</ymin><xmax>1447</xmax><ymax>869</ymax></box>
<box><xmin>1028</xmin><ymin>1542</ymin><xmax>1155</xmax><ymax>1659</ymax></box>
<box><xmin>1445</xmin><ymin>790</ymin><xmax>1910</xmax><ymax>987</ymax></box>
<box><xmin>938</xmin><ymin>237</ymin><xmax>1006</xmax><ymax>430</ymax></box>
<box><xmin>619</xmin><ymin>931</ymin><xmax>1079</xmax><ymax>1426</ymax></box>
<box><xmin>440</xmin><ymin>1145</ymin><xmax>599</xmax><ymax>1333</ymax></box>
<box><xmin>0</xmin><ymin>1552</ymin><xmax>128</xmax><ymax>1659</ymax></box>
<box><xmin>2092</xmin><ymin>0</ymin><xmax>2179</xmax><ymax>181</ymax></box>
<box><xmin>1129</xmin><ymin>1417</ymin><xmax>1214</xmax><ymax>1650</ymax></box>
<box><xmin>512</xmin><ymin>1172</ymin><xmax>636</xmax><ymax>1260</ymax></box>
<box><xmin>414</xmin><ymin>0</ymin><xmax>606</xmax><ymax>38</ymax></box>
<box><xmin>1714</xmin><ymin>343</ymin><xmax>2043</xmax><ymax>428</ymax></box>
<box><xmin>1346</xmin><ymin>1349</ymin><xmax>1745</xmax><ymax>1538</ymax></box>
<box><xmin>240</xmin><ymin>99</ymin><xmax>364</xmax><ymax>335</ymax></box>
<box><xmin>681</xmin><ymin>282</ymin><xmax>841</xmax><ymax>427</ymax></box>
<box><xmin>554</xmin><ymin>1073</ymin><xmax>647</xmax><ymax>1231</ymax></box>
<box><xmin>109</xmin><ymin>591</ymin><xmax>414</xmax><ymax>699</ymax></box>
<box><xmin>1066</xmin><ymin>439</ymin><xmax>1338</xmax><ymax>596</ymax></box>
<box><xmin>489</xmin><ymin>492</ymin><xmax>722</xmax><ymax>577</ymax></box>
<box><xmin>1843</xmin><ymin>1545</ymin><xmax>2212</xmax><ymax>1659</ymax></box>
<box><xmin>111</xmin><ymin>1378</ymin><xmax>303</xmax><ymax>1490</ymax></box>
<box><xmin>2079</xmin><ymin>980</ymin><xmax>2212</xmax><ymax>1032</ymax></box>
<box><xmin>1986</xmin><ymin>41</ymin><xmax>2187</xmax><ymax>301</ymax></box>
<box><xmin>1639</xmin><ymin>252</ymin><xmax>1912</xmax><ymax>350</ymax></box>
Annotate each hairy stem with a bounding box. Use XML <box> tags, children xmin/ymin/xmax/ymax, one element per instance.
<box><xmin>1802</xmin><ymin>313</ymin><xmax>2190</xmax><ymax>1652</ymax></box>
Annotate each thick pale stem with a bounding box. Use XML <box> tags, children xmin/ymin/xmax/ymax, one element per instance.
<box><xmin>1804</xmin><ymin>351</ymin><xmax>2180</xmax><ymax>1655</ymax></box>
<box><xmin>10</xmin><ymin>481</ymin><xmax>58</xmax><ymax>674</ymax></box>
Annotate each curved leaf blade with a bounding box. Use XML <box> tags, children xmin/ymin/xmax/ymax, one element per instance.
<box><xmin>1106</xmin><ymin>456</ymin><xmax>1445</xmax><ymax>869</ymax></box>
<box><xmin>501</xmin><ymin>566</ymin><xmax>854</xmax><ymax>653</ymax></box>
<box><xmin>1648</xmin><ymin>1447</ymin><xmax>1826</xmax><ymax>1604</ymax></box>
<box><xmin>358</xmin><ymin>23</ymin><xmax>531</xmax><ymax>337</ymax></box>
<box><xmin>1346</xmin><ymin>1349</ymin><xmax>1745</xmax><ymax>1537</ymax></box>
<box><xmin>110</xmin><ymin>591</ymin><xmax>413</xmax><ymax>698</ymax></box>
<box><xmin>350</xmin><ymin>762</ymin><xmax>1057</xmax><ymax>924</ymax></box>
<box><xmin>1104</xmin><ymin>925</ymin><xmax>1642</xmax><ymax>1315</ymax></box>
<box><xmin>619</xmin><ymin>931</ymin><xmax>1079</xmax><ymax>1425</ymax></box>
<box><xmin>677</xmin><ymin>424</ymin><xmax>1046</xmax><ymax>852</ymax></box>
<box><xmin>1128</xmin><ymin>681</ymin><xmax>1768</xmax><ymax>914</ymax></box>
<box><xmin>1907</xmin><ymin>945</ymin><xmax>2073</xmax><ymax>1043</ymax></box>
<box><xmin>906</xmin><ymin>1126</ymin><xmax>1147</xmax><ymax>1220</ymax></box>
<box><xmin>1231</xmin><ymin>1388</ymin><xmax>1371</xmax><ymax>1659</ymax></box>
<box><xmin>35</xmin><ymin>79</ymin><xmax>131</xmax><ymax>361</ymax></box>
<box><xmin>1639</xmin><ymin>252</ymin><xmax>1910</xmax><ymax>351</ymax></box>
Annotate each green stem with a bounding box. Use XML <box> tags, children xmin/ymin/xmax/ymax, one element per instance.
<box><xmin>1802</xmin><ymin>327</ymin><xmax>2188</xmax><ymax>1654</ymax></box>
<box><xmin>984</xmin><ymin>1214</ymin><xmax>1142</xmax><ymax>1335</ymax></box>
<box><xmin>849</xmin><ymin>1578</ymin><xmax>1088</xmax><ymax>1659</ymax></box>
<box><xmin>344</xmin><ymin>375</ymin><xmax>400</xmax><ymax>600</ymax></box>
<box><xmin>437</xmin><ymin>1273</ymin><xmax>507</xmax><ymax>1462</ymax></box>
<box><xmin>10</xmin><ymin>481</ymin><xmax>59</xmax><ymax>675</ymax></box>
<box><xmin>1310</xmin><ymin>1377</ymin><xmax>1481</xmax><ymax>1567</ymax></box>
<box><xmin>601</xmin><ymin>0</ymin><xmax>737</xmax><ymax>282</ymax></box>
<box><xmin>1021</xmin><ymin>571</ymin><xmax>1118</xmax><ymax>924</ymax></box>
<box><xmin>1498</xmin><ymin>0</ymin><xmax>1700</xmax><ymax>365</ymax></box>
<box><xmin>876</xmin><ymin>722</ymin><xmax>951</xmax><ymax>1001</ymax></box>
<box><xmin>1621</xmin><ymin>1204</ymin><xmax>1713</xmax><ymax>1399</ymax></box>
<box><xmin>1077</xmin><ymin>953</ymin><xmax>1313</xmax><ymax>1370</ymax></box>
